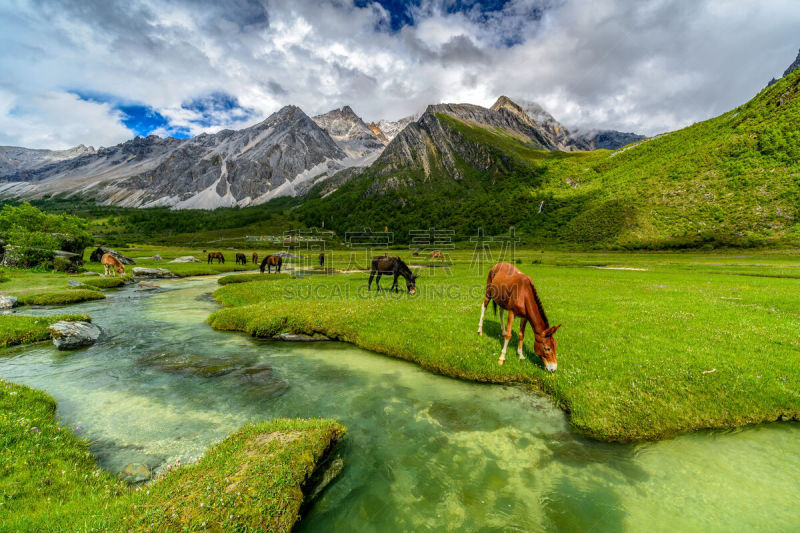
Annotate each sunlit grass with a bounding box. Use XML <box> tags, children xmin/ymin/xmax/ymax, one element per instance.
<box><xmin>209</xmin><ymin>248</ymin><xmax>800</xmax><ymax>441</ymax></box>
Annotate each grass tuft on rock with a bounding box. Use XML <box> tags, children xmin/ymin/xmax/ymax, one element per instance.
<box><xmin>0</xmin><ymin>378</ymin><xmax>345</xmax><ymax>531</ymax></box>
<box><xmin>125</xmin><ymin>418</ymin><xmax>345</xmax><ymax>532</ymax></box>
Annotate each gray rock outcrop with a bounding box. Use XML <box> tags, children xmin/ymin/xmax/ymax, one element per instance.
<box><xmin>0</xmin><ymin>296</ymin><xmax>18</xmax><ymax>309</ymax></box>
<box><xmin>132</xmin><ymin>267</ymin><xmax>177</xmax><ymax>278</ymax></box>
<box><xmin>49</xmin><ymin>321</ymin><xmax>101</xmax><ymax>350</ymax></box>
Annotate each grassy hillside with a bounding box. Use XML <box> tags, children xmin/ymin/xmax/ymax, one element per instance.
<box><xmin>299</xmin><ymin>70</ymin><xmax>800</xmax><ymax>249</ymax></box>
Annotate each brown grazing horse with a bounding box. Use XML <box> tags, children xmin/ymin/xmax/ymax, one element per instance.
<box><xmin>260</xmin><ymin>254</ymin><xmax>282</xmax><ymax>273</ymax></box>
<box><xmin>318</xmin><ymin>253</ymin><xmax>325</xmax><ymax>267</ymax></box>
<box><xmin>368</xmin><ymin>256</ymin><xmax>417</xmax><ymax>294</ymax></box>
<box><xmin>101</xmin><ymin>253</ymin><xmax>125</xmax><ymax>276</ymax></box>
<box><xmin>208</xmin><ymin>252</ymin><xmax>225</xmax><ymax>264</ymax></box>
<box><xmin>478</xmin><ymin>262</ymin><xmax>561</xmax><ymax>371</ymax></box>
<box><xmin>235</xmin><ymin>253</ymin><xmax>247</xmax><ymax>265</ymax></box>
<box><xmin>252</xmin><ymin>252</ymin><xmax>259</xmax><ymax>264</ymax></box>
<box><xmin>429</xmin><ymin>250</ymin><xmax>444</xmax><ymax>261</ymax></box>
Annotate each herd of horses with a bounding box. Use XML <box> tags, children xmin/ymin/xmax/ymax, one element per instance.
<box><xmin>207</xmin><ymin>251</ymin><xmax>287</xmax><ymax>273</ymax></box>
<box><xmin>103</xmin><ymin>248</ymin><xmax>559</xmax><ymax>372</ymax></box>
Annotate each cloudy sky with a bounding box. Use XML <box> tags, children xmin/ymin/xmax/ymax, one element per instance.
<box><xmin>0</xmin><ymin>0</ymin><xmax>798</xmax><ymax>149</ymax></box>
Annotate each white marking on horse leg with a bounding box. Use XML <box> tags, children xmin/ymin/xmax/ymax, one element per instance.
<box><xmin>499</xmin><ymin>337</ymin><xmax>510</xmax><ymax>365</ymax></box>
<box><xmin>478</xmin><ymin>303</ymin><xmax>486</xmax><ymax>335</ymax></box>
<box><xmin>518</xmin><ymin>345</ymin><xmax>525</xmax><ymax>360</ymax></box>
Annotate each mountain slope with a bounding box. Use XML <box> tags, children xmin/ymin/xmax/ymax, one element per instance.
<box><xmin>0</xmin><ymin>144</ymin><xmax>97</xmax><ymax>175</ymax></box>
<box><xmin>299</xmin><ymin>71</ymin><xmax>800</xmax><ymax>248</ymax></box>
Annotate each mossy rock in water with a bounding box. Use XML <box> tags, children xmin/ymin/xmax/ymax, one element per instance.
<box><xmin>136</xmin><ymin>352</ymin><xmax>238</xmax><ymax>378</ymax></box>
<box><xmin>233</xmin><ymin>364</ymin><xmax>289</xmax><ymax>398</ymax></box>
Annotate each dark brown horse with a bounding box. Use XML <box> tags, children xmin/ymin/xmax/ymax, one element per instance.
<box><xmin>478</xmin><ymin>262</ymin><xmax>561</xmax><ymax>371</ymax></box>
<box><xmin>208</xmin><ymin>252</ymin><xmax>225</xmax><ymax>264</ymax></box>
<box><xmin>252</xmin><ymin>252</ymin><xmax>259</xmax><ymax>264</ymax></box>
<box><xmin>318</xmin><ymin>253</ymin><xmax>325</xmax><ymax>267</ymax></box>
<box><xmin>368</xmin><ymin>256</ymin><xmax>417</xmax><ymax>294</ymax></box>
<box><xmin>260</xmin><ymin>254</ymin><xmax>282</xmax><ymax>273</ymax></box>
<box><xmin>235</xmin><ymin>253</ymin><xmax>247</xmax><ymax>265</ymax></box>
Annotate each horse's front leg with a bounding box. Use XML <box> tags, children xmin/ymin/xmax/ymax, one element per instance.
<box><xmin>499</xmin><ymin>310</ymin><xmax>515</xmax><ymax>365</ymax></box>
<box><xmin>368</xmin><ymin>270</ymin><xmax>375</xmax><ymax>290</ymax></box>
<box><xmin>518</xmin><ymin>318</ymin><xmax>527</xmax><ymax>360</ymax></box>
<box><xmin>375</xmin><ymin>272</ymin><xmax>382</xmax><ymax>291</ymax></box>
<box><xmin>392</xmin><ymin>273</ymin><xmax>400</xmax><ymax>292</ymax></box>
<box><xmin>478</xmin><ymin>296</ymin><xmax>489</xmax><ymax>335</ymax></box>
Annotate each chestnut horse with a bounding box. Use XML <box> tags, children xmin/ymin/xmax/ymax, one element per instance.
<box><xmin>235</xmin><ymin>253</ymin><xmax>247</xmax><ymax>265</ymax></box>
<box><xmin>260</xmin><ymin>254</ymin><xmax>282</xmax><ymax>273</ymax></box>
<box><xmin>478</xmin><ymin>262</ymin><xmax>561</xmax><ymax>371</ymax></box>
<box><xmin>252</xmin><ymin>252</ymin><xmax>259</xmax><ymax>264</ymax></box>
<box><xmin>101</xmin><ymin>253</ymin><xmax>125</xmax><ymax>276</ymax></box>
<box><xmin>208</xmin><ymin>252</ymin><xmax>225</xmax><ymax>264</ymax></box>
<box><xmin>368</xmin><ymin>256</ymin><xmax>417</xmax><ymax>294</ymax></box>
<box><xmin>429</xmin><ymin>250</ymin><xmax>444</xmax><ymax>261</ymax></box>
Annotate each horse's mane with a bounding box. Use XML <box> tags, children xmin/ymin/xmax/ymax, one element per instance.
<box><xmin>529</xmin><ymin>279</ymin><xmax>549</xmax><ymax>328</ymax></box>
<box><xmin>395</xmin><ymin>257</ymin><xmax>413</xmax><ymax>278</ymax></box>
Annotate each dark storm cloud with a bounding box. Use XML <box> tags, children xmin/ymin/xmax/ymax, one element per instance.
<box><xmin>1</xmin><ymin>0</ymin><xmax>799</xmax><ymax>148</ymax></box>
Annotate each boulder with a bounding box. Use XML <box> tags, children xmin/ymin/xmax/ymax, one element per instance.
<box><xmin>67</xmin><ymin>280</ymin><xmax>85</xmax><ymax>287</ymax></box>
<box><xmin>122</xmin><ymin>463</ymin><xmax>151</xmax><ymax>483</ymax></box>
<box><xmin>81</xmin><ymin>271</ymin><xmax>101</xmax><ymax>276</ymax></box>
<box><xmin>276</xmin><ymin>251</ymin><xmax>302</xmax><ymax>259</ymax></box>
<box><xmin>169</xmin><ymin>256</ymin><xmax>201</xmax><ymax>263</ymax></box>
<box><xmin>49</xmin><ymin>321</ymin><xmax>101</xmax><ymax>350</ymax></box>
<box><xmin>0</xmin><ymin>296</ymin><xmax>18</xmax><ymax>309</ymax></box>
<box><xmin>90</xmin><ymin>247</ymin><xmax>136</xmax><ymax>265</ymax></box>
<box><xmin>153</xmin><ymin>254</ymin><xmax>163</xmax><ymax>262</ymax></box>
<box><xmin>132</xmin><ymin>267</ymin><xmax>177</xmax><ymax>278</ymax></box>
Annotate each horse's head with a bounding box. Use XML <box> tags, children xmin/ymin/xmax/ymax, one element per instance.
<box><xmin>407</xmin><ymin>274</ymin><xmax>418</xmax><ymax>295</ymax></box>
<box><xmin>534</xmin><ymin>324</ymin><xmax>561</xmax><ymax>372</ymax></box>
<box><xmin>116</xmin><ymin>264</ymin><xmax>125</xmax><ymax>275</ymax></box>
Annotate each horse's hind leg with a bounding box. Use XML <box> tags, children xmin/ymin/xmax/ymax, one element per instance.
<box><xmin>368</xmin><ymin>270</ymin><xmax>375</xmax><ymax>290</ymax></box>
<box><xmin>375</xmin><ymin>273</ymin><xmax>383</xmax><ymax>290</ymax></box>
<box><xmin>518</xmin><ymin>318</ymin><xmax>527</xmax><ymax>360</ymax></box>
<box><xmin>498</xmin><ymin>309</ymin><xmax>504</xmax><ymax>338</ymax></box>
<box><xmin>499</xmin><ymin>310</ymin><xmax>515</xmax><ymax>365</ymax></box>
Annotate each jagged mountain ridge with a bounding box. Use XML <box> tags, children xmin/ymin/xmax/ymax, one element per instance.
<box><xmin>0</xmin><ymin>97</ymin><xmax>644</xmax><ymax>209</ymax></box>
<box><xmin>0</xmin><ymin>106</ymin><xmax>360</xmax><ymax>209</ymax></box>
<box><xmin>299</xmin><ymin>67</ymin><xmax>800</xmax><ymax>248</ymax></box>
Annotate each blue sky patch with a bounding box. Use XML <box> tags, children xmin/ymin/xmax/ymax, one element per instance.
<box><xmin>71</xmin><ymin>90</ymin><xmax>256</xmax><ymax>139</ymax></box>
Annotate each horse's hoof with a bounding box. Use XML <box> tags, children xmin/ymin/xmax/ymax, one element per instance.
<box><xmin>498</xmin><ymin>359</ymin><xmax>505</xmax><ymax>366</ymax></box>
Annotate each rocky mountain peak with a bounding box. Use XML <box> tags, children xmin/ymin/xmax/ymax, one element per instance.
<box><xmin>783</xmin><ymin>48</ymin><xmax>800</xmax><ymax>77</ymax></box>
<box><xmin>312</xmin><ymin>105</ymin><xmax>386</xmax><ymax>159</ymax></box>
<box><xmin>767</xmin><ymin>47</ymin><xmax>800</xmax><ymax>86</ymax></box>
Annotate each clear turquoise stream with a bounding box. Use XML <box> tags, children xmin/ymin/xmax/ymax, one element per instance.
<box><xmin>1</xmin><ymin>277</ymin><xmax>798</xmax><ymax>531</ymax></box>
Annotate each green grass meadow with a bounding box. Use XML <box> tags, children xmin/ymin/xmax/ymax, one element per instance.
<box><xmin>209</xmin><ymin>248</ymin><xmax>800</xmax><ymax>441</ymax></box>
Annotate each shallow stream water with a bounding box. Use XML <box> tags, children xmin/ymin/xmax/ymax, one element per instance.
<box><xmin>1</xmin><ymin>277</ymin><xmax>798</xmax><ymax>531</ymax></box>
